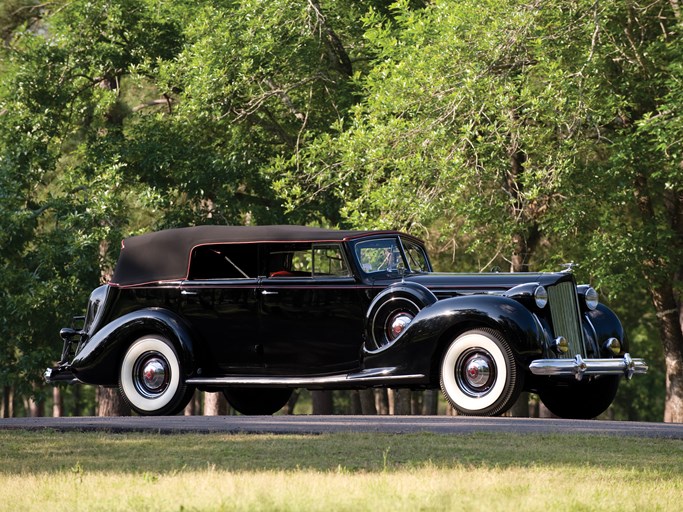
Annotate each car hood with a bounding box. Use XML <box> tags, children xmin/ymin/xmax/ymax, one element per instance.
<box><xmin>403</xmin><ymin>272</ymin><xmax>574</xmax><ymax>297</ymax></box>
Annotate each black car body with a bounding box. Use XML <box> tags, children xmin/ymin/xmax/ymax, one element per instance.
<box><xmin>45</xmin><ymin>225</ymin><xmax>647</xmax><ymax>418</ymax></box>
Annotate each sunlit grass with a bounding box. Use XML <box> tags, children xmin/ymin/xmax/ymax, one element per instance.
<box><xmin>1</xmin><ymin>431</ymin><xmax>681</xmax><ymax>511</ymax></box>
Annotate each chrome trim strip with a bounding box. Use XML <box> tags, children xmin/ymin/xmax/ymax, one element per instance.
<box><xmin>529</xmin><ymin>353</ymin><xmax>648</xmax><ymax>381</ymax></box>
<box><xmin>186</xmin><ymin>368</ymin><xmax>426</xmax><ymax>387</ymax></box>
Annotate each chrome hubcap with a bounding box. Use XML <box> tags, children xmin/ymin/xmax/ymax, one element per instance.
<box><xmin>465</xmin><ymin>357</ymin><xmax>491</xmax><ymax>387</ymax></box>
<box><xmin>142</xmin><ymin>359</ymin><xmax>167</xmax><ymax>390</ymax></box>
<box><xmin>456</xmin><ymin>350</ymin><xmax>496</xmax><ymax>397</ymax></box>
<box><xmin>133</xmin><ymin>353</ymin><xmax>170</xmax><ymax>398</ymax></box>
<box><xmin>387</xmin><ymin>312</ymin><xmax>414</xmax><ymax>340</ymax></box>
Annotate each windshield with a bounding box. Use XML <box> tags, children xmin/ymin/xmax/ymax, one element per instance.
<box><xmin>354</xmin><ymin>238</ymin><xmax>407</xmax><ymax>274</ymax></box>
<box><xmin>353</xmin><ymin>237</ymin><xmax>431</xmax><ymax>275</ymax></box>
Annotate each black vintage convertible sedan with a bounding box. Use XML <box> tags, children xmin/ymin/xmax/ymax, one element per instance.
<box><xmin>45</xmin><ymin>225</ymin><xmax>647</xmax><ymax>418</ymax></box>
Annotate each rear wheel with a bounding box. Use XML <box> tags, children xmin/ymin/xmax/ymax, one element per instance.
<box><xmin>538</xmin><ymin>375</ymin><xmax>620</xmax><ymax>419</ymax></box>
<box><xmin>223</xmin><ymin>388</ymin><xmax>293</xmax><ymax>415</ymax></box>
<box><xmin>440</xmin><ymin>329</ymin><xmax>523</xmax><ymax>416</ymax></box>
<box><xmin>119</xmin><ymin>334</ymin><xmax>193</xmax><ymax>416</ymax></box>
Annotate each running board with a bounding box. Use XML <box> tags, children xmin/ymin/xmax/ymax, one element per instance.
<box><xmin>186</xmin><ymin>367</ymin><xmax>426</xmax><ymax>388</ymax></box>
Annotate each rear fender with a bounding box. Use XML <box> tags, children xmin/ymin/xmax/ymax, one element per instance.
<box><xmin>70</xmin><ymin>308</ymin><xmax>197</xmax><ymax>385</ymax></box>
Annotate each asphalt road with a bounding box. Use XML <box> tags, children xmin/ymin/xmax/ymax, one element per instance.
<box><xmin>1</xmin><ymin>415</ymin><xmax>682</xmax><ymax>438</ymax></box>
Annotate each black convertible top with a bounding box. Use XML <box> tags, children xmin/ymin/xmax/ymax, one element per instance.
<box><xmin>110</xmin><ymin>225</ymin><xmax>404</xmax><ymax>286</ymax></box>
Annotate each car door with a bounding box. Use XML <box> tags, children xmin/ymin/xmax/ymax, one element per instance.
<box><xmin>259</xmin><ymin>242</ymin><xmax>366</xmax><ymax>375</ymax></box>
<box><xmin>179</xmin><ymin>243</ymin><xmax>262</xmax><ymax>373</ymax></box>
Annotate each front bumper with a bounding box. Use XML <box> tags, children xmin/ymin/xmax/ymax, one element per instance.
<box><xmin>529</xmin><ymin>353</ymin><xmax>648</xmax><ymax>381</ymax></box>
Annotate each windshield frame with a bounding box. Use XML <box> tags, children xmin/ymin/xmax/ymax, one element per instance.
<box><xmin>351</xmin><ymin>236</ymin><xmax>431</xmax><ymax>276</ymax></box>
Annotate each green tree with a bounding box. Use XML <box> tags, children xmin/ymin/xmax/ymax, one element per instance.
<box><xmin>280</xmin><ymin>0</ymin><xmax>681</xmax><ymax>420</ymax></box>
<box><xmin>571</xmin><ymin>1</ymin><xmax>683</xmax><ymax>422</ymax></box>
<box><xmin>0</xmin><ymin>0</ymin><xmax>368</xmax><ymax>415</ymax></box>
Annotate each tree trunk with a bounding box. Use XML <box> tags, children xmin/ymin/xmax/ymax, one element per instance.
<box><xmin>184</xmin><ymin>390</ymin><xmax>200</xmax><ymax>415</ymax></box>
<box><xmin>350</xmin><ymin>390</ymin><xmax>362</xmax><ymax>414</ymax></box>
<box><xmin>421</xmin><ymin>389</ymin><xmax>439</xmax><ymax>415</ymax></box>
<box><xmin>203</xmin><ymin>391</ymin><xmax>229</xmax><ymax>415</ymax></box>
<box><xmin>374</xmin><ymin>389</ymin><xmax>389</xmax><ymax>415</ymax></box>
<box><xmin>507</xmin><ymin>392</ymin><xmax>529</xmax><ymax>417</ymax></box>
<box><xmin>359</xmin><ymin>389</ymin><xmax>377</xmax><ymax>415</ymax></box>
<box><xmin>509</xmin><ymin>226</ymin><xmax>539</xmax><ymax>418</ymax></box>
<box><xmin>97</xmin><ymin>387</ymin><xmax>131</xmax><ymax>416</ymax></box>
<box><xmin>73</xmin><ymin>386</ymin><xmax>81</xmax><ymax>417</ymax></box>
<box><xmin>52</xmin><ymin>387</ymin><xmax>63</xmax><ymax>417</ymax></box>
<box><xmin>311</xmin><ymin>390</ymin><xmax>333</xmax><ymax>414</ymax></box>
<box><xmin>392</xmin><ymin>388</ymin><xmax>412</xmax><ymax>415</ymax></box>
<box><xmin>634</xmin><ymin>174</ymin><xmax>683</xmax><ymax>422</ymax></box>
<box><xmin>410</xmin><ymin>390</ymin><xmax>422</xmax><ymax>415</ymax></box>
<box><xmin>2</xmin><ymin>386</ymin><xmax>11</xmax><ymax>418</ymax></box>
<box><xmin>650</xmin><ymin>284</ymin><xmax>683</xmax><ymax>422</ymax></box>
<box><xmin>28</xmin><ymin>392</ymin><xmax>44</xmax><ymax>417</ymax></box>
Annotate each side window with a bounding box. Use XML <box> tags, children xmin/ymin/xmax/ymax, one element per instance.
<box><xmin>267</xmin><ymin>243</ymin><xmax>349</xmax><ymax>278</ymax></box>
<box><xmin>189</xmin><ymin>244</ymin><xmax>257</xmax><ymax>279</ymax></box>
<box><xmin>267</xmin><ymin>243</ymin><xmax>310</xmax><ymax>277</ymax></box>
<box><xmin>402</xmin><ymin>239</ymin><xmax>430</xmax><ymax>272</ymax></box>
<box><xmin>312</xmin><ymin>244</ymin><xmax>349</xmax><ymax>277</ymax></box>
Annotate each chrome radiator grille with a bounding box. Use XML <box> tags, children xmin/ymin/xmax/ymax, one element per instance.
<box><xmin>548</xmin><ymin>281</ymin><xmax>585</xmax><ymax>358</ymax></box>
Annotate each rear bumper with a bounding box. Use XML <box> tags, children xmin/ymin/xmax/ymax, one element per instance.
<box><xmin>44</xmin><ymin>366</ymin><xmax>80</xmax><ymax>385</ymax></box>
<box><xmin>529</xmin><ymin>353</ymin><xmax>648</xmax><ymax>381</ymax></box>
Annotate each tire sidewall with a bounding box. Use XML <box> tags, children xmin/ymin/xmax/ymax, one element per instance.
<box><xmin>440</xmin><ymin>330</ymin><xmax>515</xmax><ymax>415</ymax></box>
<box><xmin>120</xmin><ymin>335</ymin><xmax>182</xmax><ymax>414</ymax></box>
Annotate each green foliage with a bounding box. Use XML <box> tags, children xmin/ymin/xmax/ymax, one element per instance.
<box><xmin>0</xmin><ymin>0</ymin><xmax>679</xmax><ymax>420</ymax></box>
<box><xmin>0</xmin><ymin>0</ymin><xmax>366</xmax><ymax>409</ymax></box>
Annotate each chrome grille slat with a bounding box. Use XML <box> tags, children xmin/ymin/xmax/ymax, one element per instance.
<box><xmin>548</xmin><ymin>282</ymin><xmax>585</xmax><ymax>358</ymax></box>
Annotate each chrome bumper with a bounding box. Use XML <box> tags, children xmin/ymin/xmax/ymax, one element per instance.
<box><xmin>529</xmin><ymin>353</ymin><xmax>648</xmax><ymax>381</ymax></box>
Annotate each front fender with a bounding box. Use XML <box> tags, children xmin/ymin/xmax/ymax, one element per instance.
<box><xmin>366</xmin><ymin>281</ymin><xmax>438</xmax><ymax>314</ymax></box>
<box><xmin>363</xmin><ymin>295</ymin><xmax>544</xmax><ymax>375</ymax></box>
<box><xmin>586</xmin><ymin>303</ymin><xmax>627</xmax><ymax>355</ymax></box>
<box><xmin>71</xmin><ymin>308</ymin><xmax>197</xmax><ymax>385</ymax></box>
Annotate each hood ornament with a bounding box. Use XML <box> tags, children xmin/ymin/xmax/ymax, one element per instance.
<box><xmin>560</xmin><ymin>262</ymin><xmax>577</xmax><ymax>273</ymax></box>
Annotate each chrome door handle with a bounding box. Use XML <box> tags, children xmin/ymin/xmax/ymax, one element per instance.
<box><xmin>261</xmin><ymin>290</ymin><xmax>279</xmax><ymax>296</ymax></box>
<box><xmin>181</xmin><ymin>290</ymin><xmax>198</xmax><ymax>296</ymax></box>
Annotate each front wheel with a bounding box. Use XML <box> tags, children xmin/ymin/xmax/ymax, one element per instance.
<box><xmin>119</xmin><ymin>334</ymin><xmax>193</xmax><ymax>415</ymax></box>
<box><xmin>440</xmin><ymin>329</ymin><xmax>523</xmax><ymax>416</ymax></box>
<box><xmin>538</xmin><ymin>375</ymin><xmax>620</xmax><ymax>419</ymax></box>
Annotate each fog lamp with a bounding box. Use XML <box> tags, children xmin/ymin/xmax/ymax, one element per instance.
<box><xmin>604</xmin><ymin>337</ymin><xmax>621</xmax><ymax>355</ymax></box>
<box><xmin>554</xmin><ymin>336</ymin><xmax>569</xmax><ymax>354</ymax></box>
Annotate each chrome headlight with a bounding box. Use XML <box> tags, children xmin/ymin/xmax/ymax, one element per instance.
<box><xmin>584</xmin><ymin>286</ymin><xmax>599</xmax><ymax>310</ymax></box>
<box><xmin>534</xmin><ymin>285</ymin><xmax>548</xmax><ymax>309</ymax></box>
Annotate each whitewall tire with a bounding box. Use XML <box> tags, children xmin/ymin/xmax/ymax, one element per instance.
<box><xmin>440</xmin><ymin>329</ymin><xmax>523</xmax><ymax>416</ymax></box>
<box><xmin>119</xmin><ymin>334</ymin><xmax>192</xmax><ymax>415</ymax></box>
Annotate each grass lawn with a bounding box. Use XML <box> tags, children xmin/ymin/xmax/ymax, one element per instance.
<box><xmin>0</xmin><ymin>430</ymin><xmax>681</xmax><ymax>511</ymax></box>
